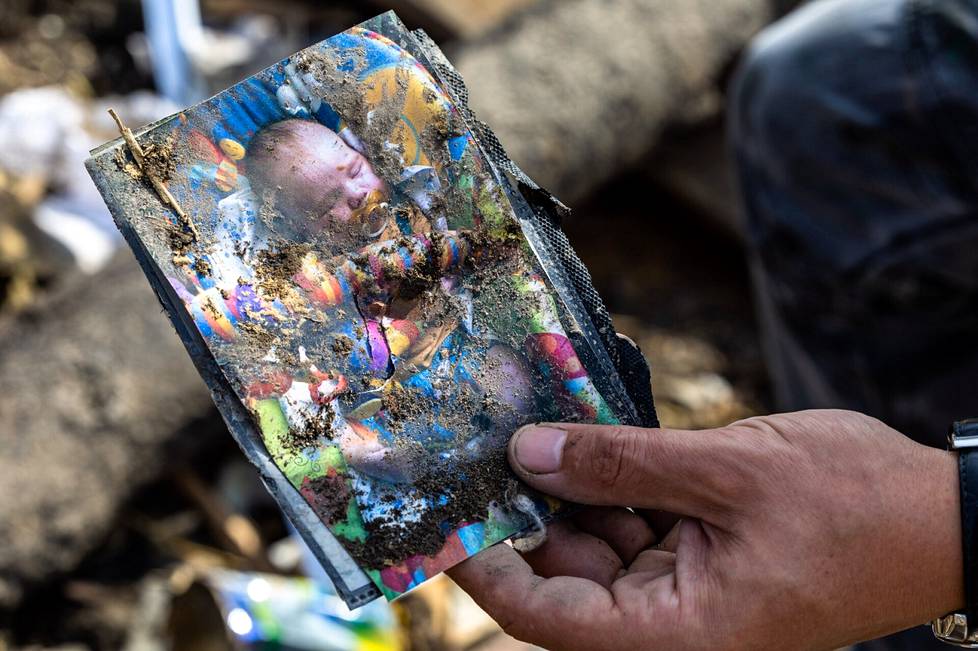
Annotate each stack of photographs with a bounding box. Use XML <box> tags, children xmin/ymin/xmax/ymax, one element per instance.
<box><xmin>87</xmin><ymin>12</ymin><xmax>654</xmax><ymax>607</ymax></box>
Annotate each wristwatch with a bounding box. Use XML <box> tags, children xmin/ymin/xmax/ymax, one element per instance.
<box><xmin>933</xmin><ymin>419</ymin><xmax>978</xmax><ymax>647</ymax></box>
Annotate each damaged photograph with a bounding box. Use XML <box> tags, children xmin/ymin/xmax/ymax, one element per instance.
<box><xmin>88</xmin><ymin>14</ymin><xmax>638</xmax><ymax>602</ymax></box>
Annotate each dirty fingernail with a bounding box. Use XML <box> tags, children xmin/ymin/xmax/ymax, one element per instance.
<box><xmin>512</xmin><ymin>425</ymin><xmax>566</xmax><ymax>474</ymax></box>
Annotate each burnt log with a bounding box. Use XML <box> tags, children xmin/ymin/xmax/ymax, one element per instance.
<box><xmin>0</xmin><ymin>251</ymin><xmax>213</xmax><ymax>606</ymax></box>
<box><xmin>455</xmin><ymin>0</ymin><xmax>774</xmax><ymax>202</ymax></box>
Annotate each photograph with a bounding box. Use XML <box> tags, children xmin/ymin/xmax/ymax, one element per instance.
<box><xmin>89</xmin><ymin>18</ymin><xmax>627</xmax><ymax>600</ymax></box>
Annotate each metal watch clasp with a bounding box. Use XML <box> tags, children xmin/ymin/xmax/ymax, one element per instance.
<box><xmin>936</xmin><ymin>420</ymin><xmax>978</xmax><ymax>646</ymax></box>
<box><xmin>933</xmin><ymin>613</ymin><xmax>978</xmax><ymax>647</ymax></box>
<box><xmin>948</xmin><ymin>419</ymin><xmax>978</xmax><ymax>451</ymax></box>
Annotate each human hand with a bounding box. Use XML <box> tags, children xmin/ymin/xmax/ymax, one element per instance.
<box><xmin>448</xmin><ymin>410</ymin><xmax>963</xmax><ymax>650</ymax></box>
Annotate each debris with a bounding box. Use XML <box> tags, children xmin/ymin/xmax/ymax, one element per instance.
<box><xmin>388</xmin><ymin>0</ymin><xmax>540</xmax><ymax>39</ymax></box>
<box><xmin>456</xmin><ymin>0</ymin><xmax>777</xmax><ymax>202</ymax></box>
<box><xmin>185</xmin><ymin>568</ymin><xmax>402</xmax><ymax>650</ymax></box>
<box><xmin>107</xmin><ymin>107</ymin><xmax>199</xmax><ymax>241</ymax></box>
<box><xmin>0</xmin><ymin>251</ymin><xmax>214</xmax><ymax>608</ymax></box>
<box><xmin>121</xmin><ymin>576</ymin><xmax>171</xmax><ymax>651</ymax></box>
<box><xmin>0</xmin><ymin>87</ymin><xmax>178</xmax><ymax>278</ymax></box>
<box><xmin>173</xmin><ymin>470</ymin><xmax>273</xmax><ymax>572</ymax></box>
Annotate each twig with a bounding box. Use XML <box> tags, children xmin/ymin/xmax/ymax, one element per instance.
<box><xmin>108</xmin><ymin>108</ymin><xmax>200</xmax><ymax>241</ymax></box>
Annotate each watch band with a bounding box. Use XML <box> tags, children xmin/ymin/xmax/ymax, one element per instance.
<box><xmin>956</xmin><ymin>420</ymin><xmax>978</xmax><ymax>626</ymax></box>
<box><xmin>934</xmin><ymin>419</ymin><xmax>978</xmax><ymax>647</ymax></box>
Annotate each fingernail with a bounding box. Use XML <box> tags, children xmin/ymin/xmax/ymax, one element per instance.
<box><xmin>513</xmin><ymin>425</ymin><xmax>566</xmax><ymax>474</ymax></box>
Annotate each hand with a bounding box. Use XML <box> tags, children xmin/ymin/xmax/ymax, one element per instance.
<box><xmin>448</xmin><ymin>410</ymin><xmax>963</xmax><ymax>650</ymax></box>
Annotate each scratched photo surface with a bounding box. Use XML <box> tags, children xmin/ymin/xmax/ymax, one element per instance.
<box><xmin>91</xmin><ymin>20</ymin><xmax>626</xmax><ymax>598</ymax></box>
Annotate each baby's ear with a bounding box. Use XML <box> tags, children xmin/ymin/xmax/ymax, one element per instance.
<box><xmin>338</xmin><ymin>127</ymin><xmax>366</xmax><ymax>155</ymax></box>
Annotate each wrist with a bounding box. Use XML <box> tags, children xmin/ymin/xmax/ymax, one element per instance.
<box><xmin>886</xmin><ymin>448</ymin><xmax>964</xmax><ymax>637</ymax></box>
<box><xmin>929</xmin><ymin>419</ymin><xmax>978</xmax><ymax>647</ymax></box>
<box><xmin>846</xmin><ymin>444</ymin><xmax>962</xmax><ymax>642</ymax></box>
<box><xmin>929</xmin><ymin>449</ymin><xmax>966</xmax><ymax>617</ymax></box>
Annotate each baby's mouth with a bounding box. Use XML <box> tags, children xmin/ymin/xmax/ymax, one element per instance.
<box><xmin>351</xmin><ymin>190</ymin><xmax>391</xmax><ymax>238</ymax></box>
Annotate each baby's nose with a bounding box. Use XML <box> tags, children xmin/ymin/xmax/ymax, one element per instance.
<box><xmin>354</xmin><ymin>167</ymin><xmax>384</xmax><ymax>194</ymax></box>
<box><xmin>348</xmin><ymin>189</ymin><xmax>367</xmax><ymax>210</ymax></box>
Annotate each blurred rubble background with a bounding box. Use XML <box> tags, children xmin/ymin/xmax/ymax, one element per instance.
<box><xmin>0</xmin><ymin>0</ymin><xmax>793</xmax><ymax>649</ymax></box>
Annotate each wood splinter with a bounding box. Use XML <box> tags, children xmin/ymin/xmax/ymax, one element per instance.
<box><xmin>107</xmin><ymin>108</ymin><xmax>200</xmax><ymax>241</ymax></box>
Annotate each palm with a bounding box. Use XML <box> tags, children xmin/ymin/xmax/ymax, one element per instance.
<box><xmin>451</xmin><ymin>507</ymin><xmax>715</xmax><ymax>651</ymax></box>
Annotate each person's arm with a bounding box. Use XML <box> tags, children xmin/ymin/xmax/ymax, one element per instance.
<box><xmin>449</xmin><ymin>409</ymin><xmax>963</xmax><ymax>651</ymax></box>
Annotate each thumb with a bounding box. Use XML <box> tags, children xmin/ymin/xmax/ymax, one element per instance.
<box><xmin>508</xmin><ymin>422</ymin><xmax>746</xmax><ymax>518</ymax></box>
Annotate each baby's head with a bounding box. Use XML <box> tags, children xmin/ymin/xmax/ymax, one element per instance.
<box><xmin>249</xmin><ymin>119</ymin><xmax>387</xmax><ymax>240</ymax></box>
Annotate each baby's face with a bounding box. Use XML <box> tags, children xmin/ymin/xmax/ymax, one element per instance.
<box><xmin>267</xmin><ymin>121</ymin><xmax>386</xmax><ymax>237</ymax></box>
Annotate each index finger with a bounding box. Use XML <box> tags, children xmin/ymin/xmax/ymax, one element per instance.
<box><xmin>447</xmin><ymin>544</ymin><xmax>625</xmax><ymax>649</ymax></box>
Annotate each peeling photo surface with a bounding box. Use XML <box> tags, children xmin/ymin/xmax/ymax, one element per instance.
<box><xmin>88</xmin><ymin>14</ymin><xmax>632</xmax><ymax>599</ymax></box>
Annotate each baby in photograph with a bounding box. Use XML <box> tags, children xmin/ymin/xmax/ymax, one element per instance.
<box><xmin>248</xmin><ymin>119</ymin><xmax>391</xmax><ymax>246</ymax></box>
<box><xmin>247</xmin><ymin>118</ymin><xmax>438</xmax><ymax>251</ymax></box>
<box><xmin>245</xmin><ymin>118</ymin><xmax>539</xmax><ymax>485</ymax></box>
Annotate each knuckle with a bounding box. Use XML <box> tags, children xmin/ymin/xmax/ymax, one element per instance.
<box><xmin>728</xmin><ymin>415</ymin><xmax>786</xmax><ymax>442</ymax></box>
<box><xmin>840</xmin><ymin>409</ymin><xmax>888</xmax><ymax>433</ymax></box>
<box><xmin>494</xmin><ymin>610</ymin><xmax>527</xmax><ymax>640</ymax></box>
<box><xmin>581</xmin><ymin>429</ymin><xmax>643</xmax><ymax>489</ymax></box>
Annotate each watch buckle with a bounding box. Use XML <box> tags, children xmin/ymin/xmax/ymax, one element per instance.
<box><xmin>933</xmin><ymin>613</ymin><xmax>978</xmax><ymax>647</ymax></box>
<box><xmin>948</xmin><ymin>419</ymin><xmax>978</xmax><ymax>451</ymax></box>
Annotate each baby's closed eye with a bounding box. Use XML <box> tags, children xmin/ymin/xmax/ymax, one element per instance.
<box><xmin>348</xmin><ymin>158</ymin><xmax>363</xmax><ymax>179</ymax></box>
